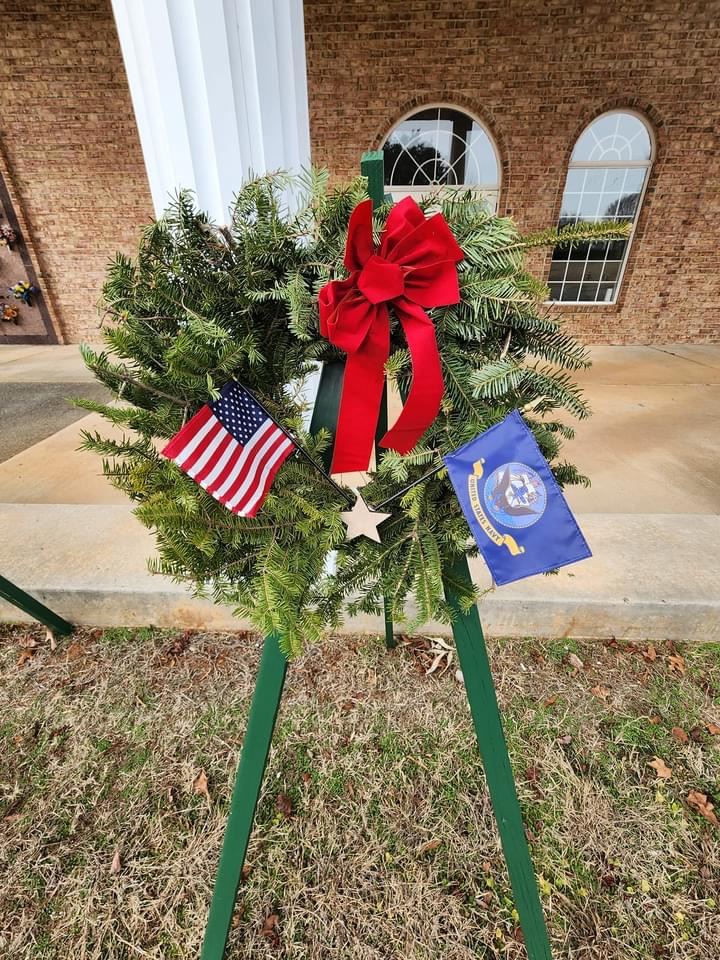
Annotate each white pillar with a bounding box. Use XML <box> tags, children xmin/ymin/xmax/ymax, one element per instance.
<box><xmin>111</xmin><ymin>0</ymin><xmax>311</xmax><ymax>223</ymax></box>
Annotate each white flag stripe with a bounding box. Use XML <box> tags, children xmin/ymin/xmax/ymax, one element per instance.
<box><xmin>200</xmin><ymin>434</ymin><xmax>240</xmax><ymax>490</ymax></box>
<box><xmin>185</xmin><ymin>421</ymin><xmax>228</xmax><ymax>478</ymax></box>
<box><xmin>237</xmin><ymin>437</ymin><xmax>294</xmax><ymax>516</ymax></box>
<box><xmin>215</xmin><ymin>419</ymin><xmax>276</xmax><ymax>499</ymax></box>
<box><xmin>174</xmin><ymin>412</ymin><xmax>218</xmax><ymax>468</ymax></box>
<box><xmin>222</xmin><ymin>428</ymin><xmax>285</xmax><ymax>510</ymax></box>
<box><xmin>224</xmin><ymin>426</ymin><xmax>286</xmax><ymax>509</ymax></box>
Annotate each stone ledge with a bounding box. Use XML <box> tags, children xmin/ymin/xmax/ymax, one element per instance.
<box><xmin>1</xmin><ymin>504</ymin><xmax>717</xmax><ymax>641</ymax></box>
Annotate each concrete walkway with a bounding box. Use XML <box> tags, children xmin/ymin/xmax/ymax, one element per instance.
<box><xmin>1</xmin><ymin>344</ymin><xmax>718</xmax><ymax>639</ymax></box>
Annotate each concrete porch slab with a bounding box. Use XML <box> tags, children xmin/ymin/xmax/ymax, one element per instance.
<box><xmin>0</xmin><ymin>343</ymin><xmax>718</xmax><ymax>641</ymax></box>
<box><xmin>0</xmin><ymin>504</ymin><xmax>717</xmax><ymax>642</ymax></box>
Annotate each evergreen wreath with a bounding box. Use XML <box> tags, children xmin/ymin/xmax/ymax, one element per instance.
<box><xmin>79</xmin><ymin>171</ymin><xmax>628</xmax><ymax>656</ymax></box>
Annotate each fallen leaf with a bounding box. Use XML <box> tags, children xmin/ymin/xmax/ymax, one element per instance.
<box><xmin>689</xmin><ymin>726</ymin><xmax>705</xmax><ymax>743</ymax></box>
<box><xmin>590</xmin><ymin>684</ymin><xmax>610</xmax><ymax>700</ymax></box>
<box><xmin>454</xmin><ymin>669</ymin><xmax>464</xmax><ymax>685</ymax></box>
<box><xmin>417</xmin><ymin>838</ymin><xmax>441</xmax><ymax>854</ymax></box>
<box><xmin>241</xmin><ymin>864</ymin><xmax>252</xmax><ymax>881</ymax></box>
<box><xmin>687</xmin><ymin>790</ymin><xmax>719</xmax><ymax>827</ymax></box>
<box><xmin>525</xmin><ymin>765</ymin><xmax>540</xmax><ymax>782</ymax></box>
<box><xmin>275</xmin><ymin>792</ymin><xmax>293</xmax><ymax>819</ymax></box>
<box><xmin>567</xmin><ymin>652</ymin><xmax>584</xmax><ymax>672</ymax></box>
<box><xmin>648</xmin><ymin>757</ymin><xmax>672</xmax><ymax>779</ymax></box>
<box><xmin>667</xmin><ymin>654</ymin><xmax>685</xmax><ymax>675</ymax></box>
<box><xmin>671</xmin><ymin>726</ymin><xmax>689</xmax><ymax>744</ymax></box>
<box><xmin>643</xmin><ymin>644</ymin><xmax>657</xmax><ymax>662</ymax></box>
<box><xmin>17</xmin><ymin>648</ymin><xmax>36</xmax><ymax>667</ymax></box>
<box><xmin>192</xmin><ymin>769</ymin><xmax>211</xmax><ymax>803</ymax></box>
<box><xmin>648</xmin><ymin>714</ymin><xmax>662</xmax><ymax>725</ymax></box>
<box><xmin>110</xmin><ymin>848</ymin><xmax>122</xmax><ymax>875</ymax></box>
<box><xmin>543</xmin><ymin>695</ymin><xmax>557</xmax><ymax>708</ymax></box>
<box><xmin>65</xmin><ymin>640</ymin><xmax>86</xmax><ymax>661</ymax></box>
<box><xmin>18</xmin><ymin>635</ymin><xmax>39</xmax><ymax>649</ymax></box>
<box><xmin>557</xmin><ymin>733</ymin><xmax>573</xmax><ymax>746</ymax></box>
<box><xmin>707</xmin><ymin>723</ymin><xmax>720</xmax><ymax>737</ymax></box>
<box><xmin>261</xmin><ymin>913</ymin><xmax>280</xmax><ymax>948</ymax></box>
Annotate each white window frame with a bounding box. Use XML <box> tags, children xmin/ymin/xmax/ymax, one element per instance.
<box><xmin>550</xmin><ymin>109</ymin><xmax>655</xmax><ymax>307</ymax></box>
<box><xmin>379</xmin><ymin>103</ymin><xmax>502</xmax><ymax>213</ymax></box>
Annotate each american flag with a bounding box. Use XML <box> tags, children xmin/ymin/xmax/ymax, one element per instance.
<box><xmin>161</xmin><ymin>382</ymin><xmax>296</xmax><ymax>517</ymax></box>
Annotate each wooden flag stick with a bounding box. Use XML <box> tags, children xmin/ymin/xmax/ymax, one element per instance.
<box><xmin>445</xmin><ymin>554</ymin><xmax>554</xmax><ymax>959</ymax></box>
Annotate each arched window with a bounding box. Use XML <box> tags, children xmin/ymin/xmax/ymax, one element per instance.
<box><xmin>549</xmin><ymin>111</ymin><xmax>654</xmax><ymax>304</ymax></box>
<box><xmin>381</xmin><ymin>106</ymin><xmax>500</xmax><ymax>212</ymax></box>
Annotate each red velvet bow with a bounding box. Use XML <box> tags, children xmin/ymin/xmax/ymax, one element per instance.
<box><xmin>318</xmin><ymin>196</ymin><xmax>463</xmax><ymax>475</ymax></box>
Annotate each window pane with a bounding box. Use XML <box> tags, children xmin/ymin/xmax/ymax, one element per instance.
<box><xmin>565</xmin><ymin>261</ymin><xmax>586</xmax><ymax>282</ymax></box>
<box><xmin>607</xmin><ymin>240</ymin><xmax>628</xmax><ymax>260</ymax></box>
<box><xmin>548</xmin><ymin>282</ymin><xmax>563</xmax><ymax>300</ymax></box>
<box><xmin>549</xmin><ymin>114</ymin><xmax>651</xmax><ymax>304</ymax></box>
<box><xmin>571</xmin><ymin>112</ymin><xmax>652</xmax><ymax>163</ymax></box>
<box><xmin>587</xmin><ymin>241</ymin><xmax>609</xmax><ymax>260</ymax></box>
<box><xmin>584</xmin><ymin>261</ymin><xmax>604</xmax><ymax>282</ymax></box>
<box><xmin>384</xmin><ymin>106</ymin><xmax>499</xmax><ymax>207</ymax></box>
<box><xmin>602</xmin><ymin>261</ymin><xmax>622</xmax><ymax>283</ymax></box>
<box><xmin>548</xmin><ymin>261</ymin><xmax>566</xmax><ymax>282</ymax></box>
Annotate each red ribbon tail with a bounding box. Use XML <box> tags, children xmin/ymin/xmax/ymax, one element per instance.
<box><xmin>380</xmin><ymin>301</ymin><xmax>444</xmax><ymax>455</ymax></box>
<box><xmin>330</xmin><ymin>310</ymin><xmax>390</xmax><ymax>475</ymax></box>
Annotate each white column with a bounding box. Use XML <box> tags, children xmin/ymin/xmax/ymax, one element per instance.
<box><xmin>111</xmin><ymin>0</ymin><xmax>311</xmax><ymax>223</ymax></box>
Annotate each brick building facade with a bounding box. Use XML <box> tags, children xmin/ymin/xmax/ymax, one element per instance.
<box><xmin>0</xmin><ymin>0</ymin><xmax>152</xmax><ymax>343</ymax></box>
<box><xmin>1</xmin><ymin>0</ymin><xmax>718</xmax><ymax>344</ymax></box>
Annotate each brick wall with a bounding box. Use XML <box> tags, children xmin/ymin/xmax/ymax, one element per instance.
<box><xmin>304</xmin><ymin>0</ymin><xmax>720</xmax><ymax>344</ymax></box>
<box><xmin>0</xmin><ymin>0</ymin><xmax>152</xmax><ymax>342</ymax></box>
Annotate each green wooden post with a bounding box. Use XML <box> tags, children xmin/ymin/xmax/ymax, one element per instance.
<box><xmin>361</xmin><ymin>150</ymin><xmax>395</xmax><ymax>649</ymax></box>
<box><xmin>361</xmin><ymin>149</ymin><xmax>386</xmax><ymax>207</ymax></box>
<box><xmin>200</xmin><ymin>633</ymin><xmax>287</xmax><ymax>960</ymax></box>
<box><xmin>0</xmin><ymin>574</ymin><xmax>73</xmax><ymax>636</ymax></box>
<box><xmin>201</xmin><ymin>356</ymin><xmax>346</xmax><ymax>960</ymax></box>
<box><xmin>445</xmin><ymin>555</ymin><xmax>553</xmax><ymax>960</ymax></box>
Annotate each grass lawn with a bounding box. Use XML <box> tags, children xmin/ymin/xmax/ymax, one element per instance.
<box><xmin>0</xmin><ymin>625</ymin><xmax>718</xmax><ymax>959</ymax></box>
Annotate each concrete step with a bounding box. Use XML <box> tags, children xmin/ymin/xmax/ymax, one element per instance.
<box><xmin>1</xmin><ymin>503</ymin><xmax>717</xmax><ymax>641</ymax></box>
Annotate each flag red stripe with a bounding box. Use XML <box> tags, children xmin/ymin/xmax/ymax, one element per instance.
<box><xmin>234</xmin><ymin>437</ymin><xmax>294</xmax><ymax>517</ymax></box>
<box><xmin>231</xmin><ymin>432</ymin><xmax>292</xmax><ymax>516</ymax></box>
<box><xmin>203</xmin><ymin>437</ymin><xmax>240</xmax><ymax>495</ymax></box>
<box><xmin>160</xmin><ymin>404</ymin><xmax>213</xmax><ymax>461</ymax></box>
<box><xmin>214</xmin><ymin>419</ymin><xmax>276</xmax><ymax>501</ymax></box>
<box><xmin>185</xmin><ymin>421</ymin><xmax>227</xmax><ymax>476</ymax></box>
<box><xmin>194</xmin><ymin>431</ymin><xmax>234</xmax><ymax>486</ymax></box>
<box><xmin>220</xmin><ymin>425</ymin><xmax>285</xmax><ymax>509</ymax></box>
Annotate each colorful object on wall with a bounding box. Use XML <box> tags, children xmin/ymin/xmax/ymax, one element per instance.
<box><xmin>318</xmin><ymin>196</ymin><xmax>463</xmax><ymax>475</ymax></box>
<box><xmin>444</xmin><ymin>409</ymin><xmax>592</xmax><ymax>585</ymax></box>
<box><xmin>1</xmin><ymin>303</ymin><xmax>20</xmax><ymax>323</ymax></box>
<box><xmin>9</xmin><ymin>280</ymin><xmax>35</xmax><ymax>305</ymax></box>
<box><xmin>0</xmin><ymin>223</ymin><xmax>17</xmax><ymax>248</ymax></box>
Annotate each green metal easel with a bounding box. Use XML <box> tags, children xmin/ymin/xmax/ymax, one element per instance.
<box><xmin>0</xmin><ymin>574</ymin><xmax>73</xmax><ymax>637</ymax></box>
<box><xmin>200</xmin><ymin>153</ymin><xmax>553</xmax><ymax>960</ymax></box>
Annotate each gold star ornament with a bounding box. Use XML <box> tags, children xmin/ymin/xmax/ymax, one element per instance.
<box><xmin>340</xmin><ymin>493</ymin><xmax>391</xmax><ymax>543</ymax></box>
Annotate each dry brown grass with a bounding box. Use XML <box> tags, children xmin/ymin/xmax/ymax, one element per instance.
<box><xmin>0</xmin><ymin>625</ymin><xmax>718</xmax><ymax>959</ymax></box>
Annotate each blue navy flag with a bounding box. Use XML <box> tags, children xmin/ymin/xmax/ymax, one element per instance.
<box><xmin>444</xmin><ymin>410</ymin><xmax>591</xmax><ymax>585</ymax></box>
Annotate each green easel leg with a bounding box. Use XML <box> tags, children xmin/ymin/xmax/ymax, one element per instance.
<box><xmin>201</xmin><ymin>632</ymin><xmax>287</xmax><ymax>960</ymax></box>
<box><xmin>445</xmin><ymin>556</ymin><xmax>553</xmax><ymax>960</ymax></box>
<box><xmin>0</xmin><ymin>574</ymin><xmax>73</xmax><ymax>636</ymax></box>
